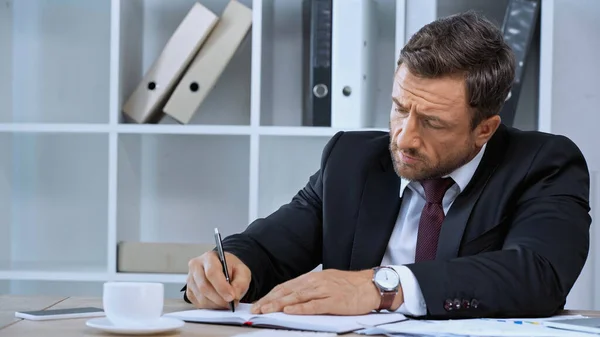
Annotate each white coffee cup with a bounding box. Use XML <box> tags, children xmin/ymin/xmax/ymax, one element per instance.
<box><xmin>103</xmin><ymin>282</ymin><xmax>164</xmax><ymax>327</ymax></box>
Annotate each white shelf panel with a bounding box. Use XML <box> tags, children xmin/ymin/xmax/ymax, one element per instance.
<box><xmin>0</xmin><ymin>261</ymin><xmax>108</xmax><ymax>282</ymax></box>
<box><xmin>2</xmin><ymin>279</ymin><xmax>106</xmax><ymax>297</ymax></box>
<box><xmin>116</xmin><ymin>124</ymin><xmax>253</xmax><ymax>135</ymax></box>
<box><xmin>0</xmin><ymin>272</ymin><xmax>107</xmax><ymax>282</ymax></box>
<box><xmin>0</xmin><ymin>132</ymin><xmax>109</xmax><ymax>275</ymax></box>
<box><xmin>116</xmin><ymin>133</ymin><xmax>250</xmax><ymax>247</ymax></box>
<box><xmin>0</xmin><ymin>261</ymin><xmax>107</xmax><ymax>273</ymax></box>
<box><xmin>257</xmin><ymin>126</ymin><xmax>388</xmax><ymax>137</ymax></box>
<box><xmin>113</xmin><ymin>273</ymin><xmax>187</xmax><ymax>284</ymax></box>
<box><xmin>258</xmin><ymin>135</ymin><xmax>330</xmax><ymax>218</ymax></box>
<box><xmin>0</xmin><ymin>0</ymin><xmax>111</xmax><ymax>124</ymax></box>
<box><xmin>0</xmin><ymin>124</ymin><xmax>389</xmax><ymax>137</ymax></box>
<box><xmin>0</xmin><ymin>123</ymin><xmax>111</xmax><ymax>133</ymax></box>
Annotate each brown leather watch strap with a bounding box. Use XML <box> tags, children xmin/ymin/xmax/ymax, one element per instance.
<box><xmin>378</xmin><ymin>290</ymin><xmax>396</xmax><ymax>311</ymax></box>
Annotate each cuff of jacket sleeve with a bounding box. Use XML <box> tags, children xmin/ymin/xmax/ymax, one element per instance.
<box><xmin>389</xmin><ymin>265</ymin><xmax>427</xmax><ymax>316</ymax></box>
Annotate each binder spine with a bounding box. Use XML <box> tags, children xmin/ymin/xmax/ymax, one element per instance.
<box><xmin>331</xmin><ymin>0</ymin><xmax>376</xmax><ymax>128</ymax></box>
<box><xmin>302</xmin><ymin>0</ymin><xmax>333</xmax><ymax>127</ymax></box>
<box><xmin>498</xmin><ymin>0</ymin><xmax>540</xmax><ymax>126</ymax></box>
<box><xmin>121</xmin><ymin>3</ymin><xmax>218</xmax><ymax>124</ymax></box>
<box><xmin>163</xmin><ymin>1</ymin><xmax>253</xmax><ymax>125</ymax></box>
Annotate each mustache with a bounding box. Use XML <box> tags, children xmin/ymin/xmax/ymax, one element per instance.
<box><xmin>390</xmin><ymin>143</ymin><xmax>425</xmax><ymax>161</ymax></box>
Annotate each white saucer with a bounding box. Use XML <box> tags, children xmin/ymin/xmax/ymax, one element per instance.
<box><xmin>85</xmin><ymin>317</ymin><xmax>184</xmax><ymax>335</ymax></box>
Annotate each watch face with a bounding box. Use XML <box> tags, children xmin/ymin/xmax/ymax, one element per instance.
<box><xmin>374</xmin><ymin>267</ymin><xmax>400</xmax><ymax>291</ymax></box>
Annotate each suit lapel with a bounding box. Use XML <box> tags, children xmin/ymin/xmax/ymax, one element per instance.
<box><xmin>435</xmin><ymin>124</ymin><xmax>508</xmax><ymax>260</ymax></box>
<box><xmin>349</xmin><ymin>154</ymin><xmax>401</xmax><ymax>270</ymax></box>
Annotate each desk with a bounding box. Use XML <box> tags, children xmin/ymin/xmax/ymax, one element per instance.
<box><xmin>0</xmin><ymin>295</ymin><xmax>66</xmax><ymax>329</ymax></box>
<box><xmin>0</xmin><ymin>296</ymin><xmax>365</xmax><ymax>336</ymax></box>
<box><xmin>1</xmin><ymin>296</ymin><xmax>598</xmax><ymax>337</ymax></box>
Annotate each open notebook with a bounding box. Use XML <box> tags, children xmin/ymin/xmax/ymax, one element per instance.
<box><xmin>164</xmin><ymin>303</ymin><xmax>407</xmax><ymax>333</ymax></box>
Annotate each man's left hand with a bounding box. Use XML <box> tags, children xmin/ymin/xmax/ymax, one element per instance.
<box><xmin>250</xmin><ymin>269</ymin><xmax>401</xmax><ymax>315</ymax></box>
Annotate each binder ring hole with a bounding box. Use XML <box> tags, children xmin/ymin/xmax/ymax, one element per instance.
<box><xmin>147</xmin><ymin>82</ymin><xmax>156</xmax><ymax>90</ymax></box>
<box><xmin>313</xmin><ymin>84</ymin><xmax>328</xmax><ymax>98</ymax></box>
<box><xmin>190</xmin><ymin>82</ymin><xmax>199</xmax><ymax>92</ymax></box>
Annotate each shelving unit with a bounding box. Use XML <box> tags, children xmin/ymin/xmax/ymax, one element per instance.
<box><xmin>0</xmin><ymin>0</ymin><xmax>543</xmax><ymax>298</ymax></box>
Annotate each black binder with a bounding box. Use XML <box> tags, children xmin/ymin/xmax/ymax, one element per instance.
<box><xmin>499</xmin><ymin>0</ymin><xmax>540</xmax><ymax>126</ymax></box>
<box><xmin>302</xmin><ymin>0</ymin><xmax>332</xmax><ymax>127</ymax></box>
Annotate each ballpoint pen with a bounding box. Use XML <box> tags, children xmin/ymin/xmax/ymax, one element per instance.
<box><xmin>214</xmin><ymin>228</ymin><xmax>235</xmax><ymax>312</ymax></box>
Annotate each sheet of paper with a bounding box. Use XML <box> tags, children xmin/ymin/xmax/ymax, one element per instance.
<box><xmin>481</xmin><ymin>314</ymin><xmax>586</xmax><ymax>324</ymax></box>
<box><xmin>357</xmin><ymin>315</ymin><xmax>593</xmax><ymax>337</ymax></box>
<box><xmin>260</xmin><ymin>310</ymin><xmax>406</xmax><ymax>329</ymax></box>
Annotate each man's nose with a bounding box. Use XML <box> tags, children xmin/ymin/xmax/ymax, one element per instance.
<box><xmin>396</xmin><ymin>116</ymin><xmax>421</xmax><ymax>150</ymax></box>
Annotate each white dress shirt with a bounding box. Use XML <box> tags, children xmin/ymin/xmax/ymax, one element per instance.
<box><xmin>380</xmin><ymin>143</ymin><xmax>487</xmax><ymax>316</ymax></box>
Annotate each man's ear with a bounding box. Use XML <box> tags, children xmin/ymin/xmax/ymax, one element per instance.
<box><xmin>475</xmin><ymin>115</ymin><xmax>501</xmax><ymax>147</ymax></box>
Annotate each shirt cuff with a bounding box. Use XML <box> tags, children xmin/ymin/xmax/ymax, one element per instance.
<box><xmin>389</xmin><ymin>265</ymin><xmax>427</xmax><ymax>316</ymax></box>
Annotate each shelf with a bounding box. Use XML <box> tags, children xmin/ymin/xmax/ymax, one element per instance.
<box><xmin>257</xmin><ymin>126</ymin><xmax>388</xmax><ymax>137</ymax></box>
<box><xmin>116</xmin><ymin>133</ymin><xmax>251</xmax><ymax>248</ymax></box>
<box><xmin>116</xmin><ymin>124</ymin><xmax>253</xmax><ymax>135</ymax></box>
<box><xmin>259</xmin><ymin>0</ymin><xmax>396</xmax><ymax>128</ymax></box>
<box><xmin>0</xmin><ymin>0</ymin><xmax>111</xmax><ymax>123</ymax></box>
<box><xmin>1</xmin><ymin>280</ymin><xmax>106</xmax><ymax>297</ymax></box>
<box><xmin>0</xmin><ymin>278</ymin><xmax>186</xmax><ymax>298</ymax></box>
<box><xmin>0</xmin><ymin>123</ymin><xmax>388</xmax><ymax>137</ymax></box>
<box><xmin>0</xmin><ymin>132</ymin><xmax>109</xmax><ymax>275</ymax></box>
<box><xmin>0</xmin><ymin>0</ymin><xmax>551</xmax><ymax>300</ymax></box>
<box><xmin>258</xmin><ymin>135</ymin><xmax>331</xmax><ymax>218</ymax></box>
<box><xmin>118</xmin><ymin>0</ymin><xmax>253</xmax><ymax>126</ymax></box>
<box><xmin>0</xmin><ymin>123</ymin><xmax>111</xmax><ymax>134</ymax></box>
<box><xmin>0</xmin><ymin>261</ymin><xmax>108</xmax><ymax>282</ymax></box>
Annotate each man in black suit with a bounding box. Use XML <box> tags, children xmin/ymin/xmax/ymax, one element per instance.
<box><xmin>184</xmin><ymin>11</ymin><xmax>591</xmax><ymax>318</ymax></box>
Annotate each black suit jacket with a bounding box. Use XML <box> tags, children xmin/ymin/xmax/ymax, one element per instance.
<box><xmin>189</xmin><ymin>124</ymin><xmax>591</xmax><ymax>319</ymax></box>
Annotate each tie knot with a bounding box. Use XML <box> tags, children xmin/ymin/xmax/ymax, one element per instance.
<box><xmin>420</xmin><ymin>177</ymin><xmax>455</xmax><ymax>204</ymax></box>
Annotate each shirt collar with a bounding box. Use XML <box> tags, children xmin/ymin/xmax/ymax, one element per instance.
<box><xmin>399</xmin><ymin>143</ymin><xmax>487</xmax><ymax>197</ymax></box>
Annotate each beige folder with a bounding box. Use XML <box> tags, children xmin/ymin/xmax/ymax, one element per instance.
<box><xmin>117</xmin><ymin>241</ymin><xmax>215</xmax><ymax>274</ymax></box>
<box><xmin>163</xmin><ymin>0</ymin><xmax>253</xmax><ymax>124</ymax></box>
<box><xmin>122</xmin><ymin>3</ymin><xmax>219</xmax><ymax>124</ymax></box>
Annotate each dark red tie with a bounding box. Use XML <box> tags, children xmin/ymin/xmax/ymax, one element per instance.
<box><xmin>415</xmin><ymin>177</ymin><xmax>455</xmax><ymax>262</ymax></box>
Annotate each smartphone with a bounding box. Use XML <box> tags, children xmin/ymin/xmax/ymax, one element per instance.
<box><xmin>15</xmin><ymin>307</ymin><xmax>105</xmax><ymax>321</ymax></box>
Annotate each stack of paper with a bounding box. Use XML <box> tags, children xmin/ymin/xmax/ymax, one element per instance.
<box><xmin>356</xmin><ymin>315</ymin><xmax>593</xmax><ymax>337</ymax></box>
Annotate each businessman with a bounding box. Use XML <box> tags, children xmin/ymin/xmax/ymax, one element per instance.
<box><xmin>184</xmin><ymin>11</ymin><xmax>591</xmax><ymax>318</ymax></box>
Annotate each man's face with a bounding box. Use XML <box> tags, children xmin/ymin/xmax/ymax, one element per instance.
<box><xmin>389</xmin><ymin>64</ymin><xmax>495</xmax><ymax>181</ymax></box>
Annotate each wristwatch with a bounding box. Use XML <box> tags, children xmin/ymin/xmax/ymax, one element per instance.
<box><xmin>372</xmin><ymin>266</ymin><xmax>400</xmax><ymax>311</ymax></box>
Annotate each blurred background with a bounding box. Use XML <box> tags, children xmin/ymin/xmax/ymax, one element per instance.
<box><xmin>0</xmin><ymin>0</ymin><xmax>598</xmax><ymax>311</ymax></box>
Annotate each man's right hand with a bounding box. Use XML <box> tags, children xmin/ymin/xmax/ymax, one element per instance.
<box><xmin>186</xmin><ymin>251</ymin><xmax>251</xmax><ymax>309</ymax></box>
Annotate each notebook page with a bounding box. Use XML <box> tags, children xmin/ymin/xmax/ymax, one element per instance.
<box><xmin>251</xmin><ymin>310</ymin><xmax>407</xmax><ymax>333</ymax></box>
<box><xmin>164</xmin><ymin>303</ymin><xmax>256</xmax><ymax>323</ymax></box>
<box><xmin>233</xmin><ymin>331</ymin><xmax>336</xmax><ymax>337</ymax></box>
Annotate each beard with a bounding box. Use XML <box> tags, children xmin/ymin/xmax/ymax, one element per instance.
<box><xmin>389</xmin><ymin>137</ymin><xmax>476</xmax><ymax>181</ymax></box>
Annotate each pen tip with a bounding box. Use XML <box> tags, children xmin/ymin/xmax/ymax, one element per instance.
<box><xmin>214</xmin><ymin>228</ymin><xmax>218</xmax><ymax>234</ymax></box>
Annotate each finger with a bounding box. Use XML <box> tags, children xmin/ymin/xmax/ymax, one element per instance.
<box><xmin>187</xmin><ymin>283</ymin><xmax>220</xmax><ymax>309</ymax></box>
<box><xmin>186</xmin><ymin>274</ymin><xmax>202</xmax><ymax>308</ymax></box>
<box><xmin>204</xmin><ymin>253</ymin><xmax>236</xmax><ymax>302</ymax></box>
<box><xmin>252</xmin><ymin>274</ymin><xmax>316</xmax><ymax>313</ymax></box>
<box><xmin>231</xmin><ymin>264</ymin><xmax>251</xmax><ymax>300</ymax></box>
<box><xmin>259</xmin><ymin>286</ymin><xmax>325</xmax><ymax>314</ymax></box>
<box><xmin>283</xmin><ymin>298</ymin><xmax>329</xmax><ymax>315</ymax></box>
<box><xmin>193</xmin><ymin>266</ymin><xmax>230</xmax><ymax>308</ymax></box>
<box><xmin>251</xmin><ymin>282</ymin><xmax>294</xmax><ymax>313</ymax></box>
